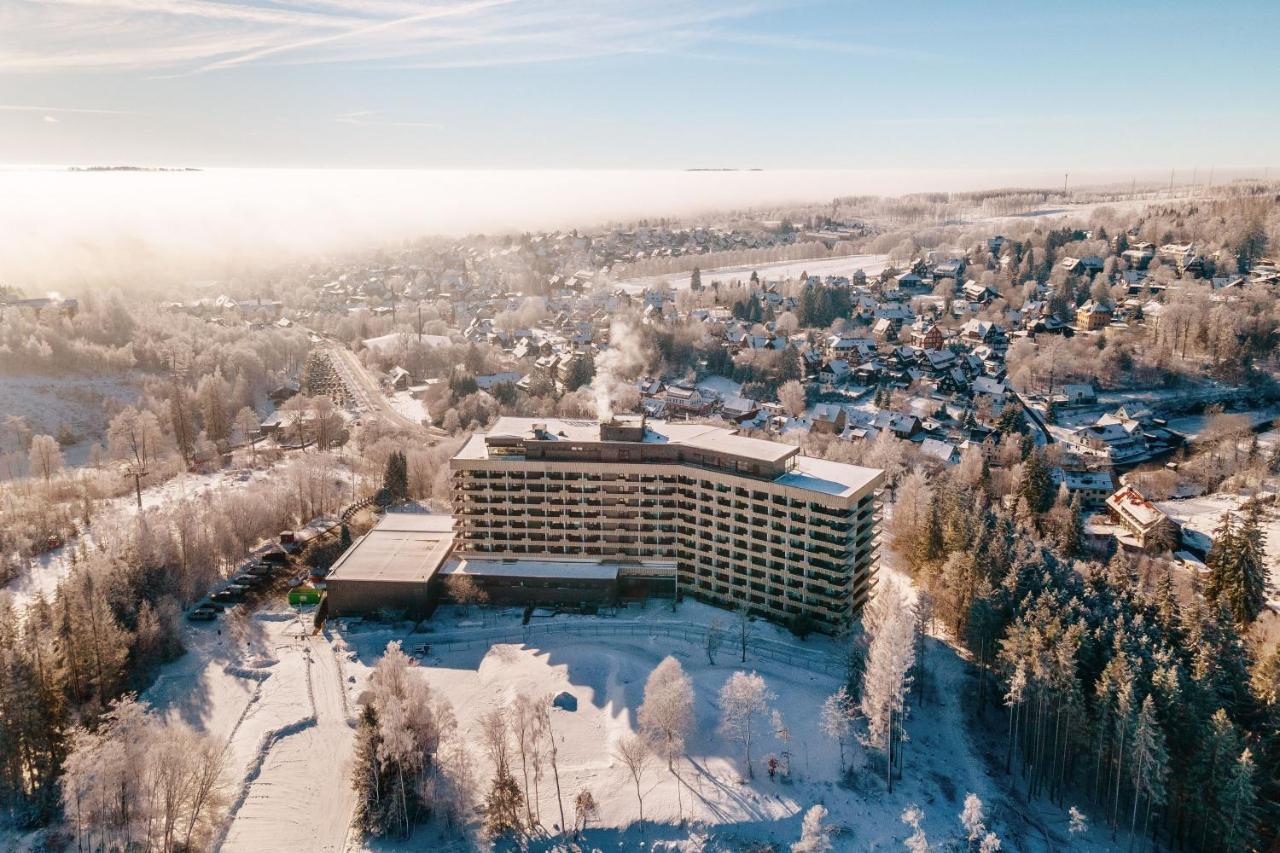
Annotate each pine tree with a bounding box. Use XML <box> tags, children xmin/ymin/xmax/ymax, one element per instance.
<box><xmin>1205</xmin><ymin>508</ymin><xmax>1266</xmax><ymax>625</ymax></box>
<box><xmin>1219</xmin><ymin>748</ymin><xmax>1258</xmax><ymax>852</ymax></box>
<box><xmin>1129</xmin><ymin>695</ymin><xmax>1169</xmax><ymax>847</ymax></box>
<box><xmin>1018</xmin><ymin>450</ymin><xmax>1054</xmax><ymax>515</ymax></box>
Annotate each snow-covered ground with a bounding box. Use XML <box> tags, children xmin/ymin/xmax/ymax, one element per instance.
<box><xmin>388</xmin><ymin>390</ymin><xmax>431</xmax><ymax>426</ymax></box>
<box><xmin>613</xmin><ymin>253</ymin><xmax>890</xmax><ymax>293</ymax></box>
<box><xmin>1157</xmin><ymin>490</ymin><xmax>1280</xmax><ymax>610</ymax></box>
<box><xmin>327</xmin><ymin>598</ymin><xmax>1113</xmax><ymax>851</ymax></box>
<box><xmin>0</xmin><ymin>372</ymin><xmax>141</xmax><ymax>448</ymax></box>
<box><xmin>145</xmin><ymin>607</ymin><xmax>359</xmax><ymax>853</ymax></box>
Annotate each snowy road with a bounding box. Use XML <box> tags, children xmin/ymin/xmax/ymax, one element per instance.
<box><xmin>220</xmin><ymin>632</ymin><xmax>357</xmax><ymax>853</ymax></box>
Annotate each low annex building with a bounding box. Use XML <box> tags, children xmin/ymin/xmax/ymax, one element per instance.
<box><xmin>325</xmin><ymin>513</ymin><xmax>454</xmax><ymax>616</ymax></box>
<box><xmin>450</xmin><ymin>415</ymin><xmax>884</xmax><ymax>631</ymax></box>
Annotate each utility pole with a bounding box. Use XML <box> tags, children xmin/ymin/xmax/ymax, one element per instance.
<box><xmin>1063</xmin><ymin>173</ymin><xmax>1069</xmax><ymax>195</ymax></box>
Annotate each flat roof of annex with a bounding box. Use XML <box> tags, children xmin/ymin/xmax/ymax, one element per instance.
<box><xmin>453</xmin><ymin>416</ymin><xmax>882</xmax><ymax>501</ymax></box>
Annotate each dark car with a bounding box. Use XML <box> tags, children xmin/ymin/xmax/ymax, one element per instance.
<box><xmin>260</xmin><ymin>547</ymin><xmax>290</xmax><ymax>565</ymax></box>
<box><xmin>211</xmin><ymin>588</ymin><xmax>244</xmax><ymax>604</ymax></box>
<box><xmin>187</xmin><ymin>607</ymin><xmax>217</xmax><ymax>622</ymax></box>
<box><xmin>247</xmin><ymin>561</ymin><xmax>275</xmax><ymax>576</ymax></box>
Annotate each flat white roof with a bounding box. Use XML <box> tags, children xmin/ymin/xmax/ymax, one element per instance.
<box><xmin>327</xmin><ymin>513</ymin><xmax>454</xmax><ymax>585</ymax></box>
<box><xmin>458</xmin><ymin>417</ymin><xmax>881</xmax><ymax>498</ymax></box>
<box><xmin>442</xmin><ymin>557</ymin><xmax>621</xmax><ymax>581</ymax></box>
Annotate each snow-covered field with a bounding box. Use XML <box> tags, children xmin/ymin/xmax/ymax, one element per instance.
<box><xmin>614</xmin><ymin>253</ymin><xmax>890</xmax><ymax>293</ymax></box>
<box><xmin>388</xmin><ymin>390</ymin><xmax>431</xmax><ymax>426</ymax></box>
<box><xmin>322</xmin><ymin>598</ymin><xmax>1111</xmax><ymax>851</ymax></box>
<box><xmin>0</xmin><ymin>373</ymin><xmax>141</xmax><ymax>446</ymax></box>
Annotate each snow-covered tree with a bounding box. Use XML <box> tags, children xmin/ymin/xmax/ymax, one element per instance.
<box><xmin>718</xmin><ymin>671</ymin><xmax>775</xmax><ymax>779</ymax></box>
<box><xmin>27</xmin><ymin>434</ymin><xmax>63</xmax><ymax>482</ymax></box>
<box><xmin>901</xmin><ymin>804</ymin><xmax>930</xmax><ymax>852</ymax></box>
<box><xmin>353</xmin><ymin>641</ymin><xmax>459</xmax><ymax>839</ymax></box>
<box><xmin>1067</xmin><ymin>806</ymin><xmax>1087</xmax><ymax>836</ymax></box>
<box><xmin>861</xmin><ymin>583</ymin><xmax>918</xmax><ymax>791</ymax></box>
<box><xmin>1128</xmin><ymin>695</ymin><xmax>1169</xmax><ymax>843</ymax></box>
<box><xmin>706</xmin><ymin>617</ymin><xmax>724</xmax><ymax>664</ymax></box>
<box><xmin>573</xmin><ymin>788</ymin><xmax>599</xmax><ymax>838</ymax></box>
<box><xmin>792</xmin><ymin>803</ymin><xmax>833</xmax><ymax>853</ymax></box>
<box><xmin>820</xmin><ymin>686</ymin><xmax>854</xmax><ymax>775</ymax></box>
<box><xmin>638</xmin><ymin>656</ymin><xmax>693</xmax><ymax>769</ymax></box>
<box><xmin>960</xmin><ymin>793</ymin><xmax>986</xmax><ymax>851</ymax></box>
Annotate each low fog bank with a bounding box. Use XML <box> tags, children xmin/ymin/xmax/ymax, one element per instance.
<box><xmin>0</xmin><ymin>166</ymin><xmax>1268</xmax><ymax>294</ymax></box>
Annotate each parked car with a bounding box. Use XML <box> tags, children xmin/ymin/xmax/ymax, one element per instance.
<box><xmin>260</xmin><ymin>547</ymin><xmax>290</xmax><ymax>565</ymax></box>
<box><xmin>211</xmin><ymin>588</ymin><xmax>244</xmax><ymax>604</ymax></box>
<box><xmin>187</xmin><ymin>606</ymin><xmax>217</xmax><ymax>622</ymax></box>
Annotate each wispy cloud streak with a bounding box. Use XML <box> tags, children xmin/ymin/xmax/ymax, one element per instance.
<box><xmin>0</xmin><ymin>0</ymin><xmax>836</xmax><ymax>75</ymax></box>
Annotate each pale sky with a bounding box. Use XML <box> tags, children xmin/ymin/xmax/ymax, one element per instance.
<box><xmin>0</xmin><ymin>0</ymin><xmax>1277</xmax><ymax>170</ymax></box>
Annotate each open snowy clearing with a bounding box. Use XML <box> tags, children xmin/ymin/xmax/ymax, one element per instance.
<box><xmin>613</xmin><ymin>253</ymin><xmax>891</xmax><ymax>294</ymax></box>
<box><xmin>332</xmin><ymin>600</ymin><xmax>1116</xmax><ymax>851</ymax></box>
<box><xmin>0</xmin><ymin>372</ymin><xmax>141</xmax><ymax>448</ymax></box>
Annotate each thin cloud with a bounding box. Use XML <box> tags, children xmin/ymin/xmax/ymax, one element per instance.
<box><xmin>2</xmin><ymin>0</ymin><xmax>793</xmax><ymax>74</ymax></box>
<box><xmin>42</xmin><ymin>115</ymin><xmax>59</xmax><ymax>123</ymax></box>
<box><xmin>0</xmin><ymin>104</ymin><xmax>136</xmax><ymax>115</ymax></box>
<box><xmin>336</xmin><ymin>110</ymin><xmax>440</xmax><ymax>129</ymax></box>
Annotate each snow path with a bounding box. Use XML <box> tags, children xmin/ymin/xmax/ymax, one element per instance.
<box><xmin>220</xmin><ymin>631</ymin><xmax>357</xmax><ymax>853</ymax></box>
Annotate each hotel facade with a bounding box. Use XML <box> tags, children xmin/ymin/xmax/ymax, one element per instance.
<box><xmin>450</xmin><ymin>415</ymin><xmax>883</xmax><ymax>632</ymax></box>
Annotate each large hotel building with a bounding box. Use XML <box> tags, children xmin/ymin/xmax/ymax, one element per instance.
<box><xmin>449</xmin><ymin>415</ymin><xmax>883</xmax><ymax>632</ymax></box>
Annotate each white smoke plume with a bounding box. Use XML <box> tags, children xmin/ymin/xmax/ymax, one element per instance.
<box><xmin>592</xmin><ymin>319</ymin><xmax>647</xmax><ymax>422</ymax></box>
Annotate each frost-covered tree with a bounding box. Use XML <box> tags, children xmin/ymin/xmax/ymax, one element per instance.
<box><xmin>638</xmin><ymin>657</ymin><xmax>693</xmax><ymax>769</ymax></box>
<box><xmin>573</xmin><ymin>788</ymin><xmax>599</xmax><ymax>838</ymax></box>
<box><xmin>960</xmin><ymin>793</ymin><xmax>986</xmax><ymax>851</ymax></box>
<box><xmin>1068</xmin><ymin>806</ymin><xmax>1087</xmax><ymax>837</ymax></box>
<box><xmin>705</xmin><ymin>617</ymin><xmax>724</xmax><ymax>664</ymax></box>
<box><xmin>718</xmin><ymin>671</ymin><xmax>775</xmax><ymax>779</ymax></box>
<box><xmin>861</xmin><ymin>583</ymin><xmax>918</xmax><ymax>792</ymax></box>
<box><xmin>27</xmin><ymin>434</ymin><xmax>63</xmax><ymax>482</ymax></box>
<box><xmin>792</xmin><ymin>803</ymin><xmax>833</xmax><ymax>853</ymax></box>
<box><xmin>901</xmin><ymin>804</ymin><xmax>930</xmax><ymax>852</ymax></box>
<box><xmin>61</xmin><ymin>695</ymin><xmax>228</xmax><ymax>853</ymax></box>
<box><xmin>820</xmin><ymin>686</ymin><xmax>854</xmax><ymax>776</ymax></box>
<box><xmin>353</xmin><ymin>641</ymin><xmax>459</xmax><ymax>839</ymax></box>
<box><xmin>1128</xmin><ymin>695</ymin><xmax>1169</xmax><ymax>844</ymax></box>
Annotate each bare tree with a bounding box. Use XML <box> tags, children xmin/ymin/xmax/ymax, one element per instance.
<box><xmin>534</xmin><ymin>697</ymin><xmax>567</xmax><ymax>835</ymax></box>
<box><xmin>27</xmin><ymin>434</ymin><xmax>63</xmax><ymax>482</ymax></box>
<box><xmin>614</xmin><ymin>733</ymin><xmax>653</xmax><ymax>831</ymax></box>
<box><xmin>705</xmin><ymin>618</ymin><xmax>724</xmax><ymax>664</ymax></box>
<box><xmin>573</xmin><ymin>789</ymin><xmax>599</xmax><ymax>838</ymax></box>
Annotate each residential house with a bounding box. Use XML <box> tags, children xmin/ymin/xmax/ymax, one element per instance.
<box><xmin>818</xmin><ymin>359</ymin><xmax>851</xmax><ymax>385</ymax></box>
<box><xmin>811</xmin><ymin>403</ymin><xmax>848</xmax><ymax>435</ymax></box>
<box><xmin>1067</xmin><ymin>413</ymin><xmax>1149</xmax><ymax>466</ymax></box>
<box><xmin>909</xmin><ymin>319</ymin><xmax>944</xmax><ymax>350</ymax></box>
<box><xmin>662</xmin><ymin>384</ymin><xmax>713</xmax><ymax>415</ymax></box>
<box><xmin>1052</xmin><ymin>468</ymin><xmax>1115</xmax><ymax>507</ymax></box>
<box><xmin>920</xmin><ymin>437</ymin><xmax>960</xmax><ymax>465</ymax></box>
<box><xmin>1106</xmin><ymin>484</ymin><xmax>1179</xmax><ymax>550</ymax></box>
<box><xmin>1075</xmin><ymin>300</ymin><xmax>1112</xmax><ymax>331</ymax></box>
<box><xmin>961</xmin><ymin>280</ymin><xmax>999</xmax><ymax>304</ymax></box>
